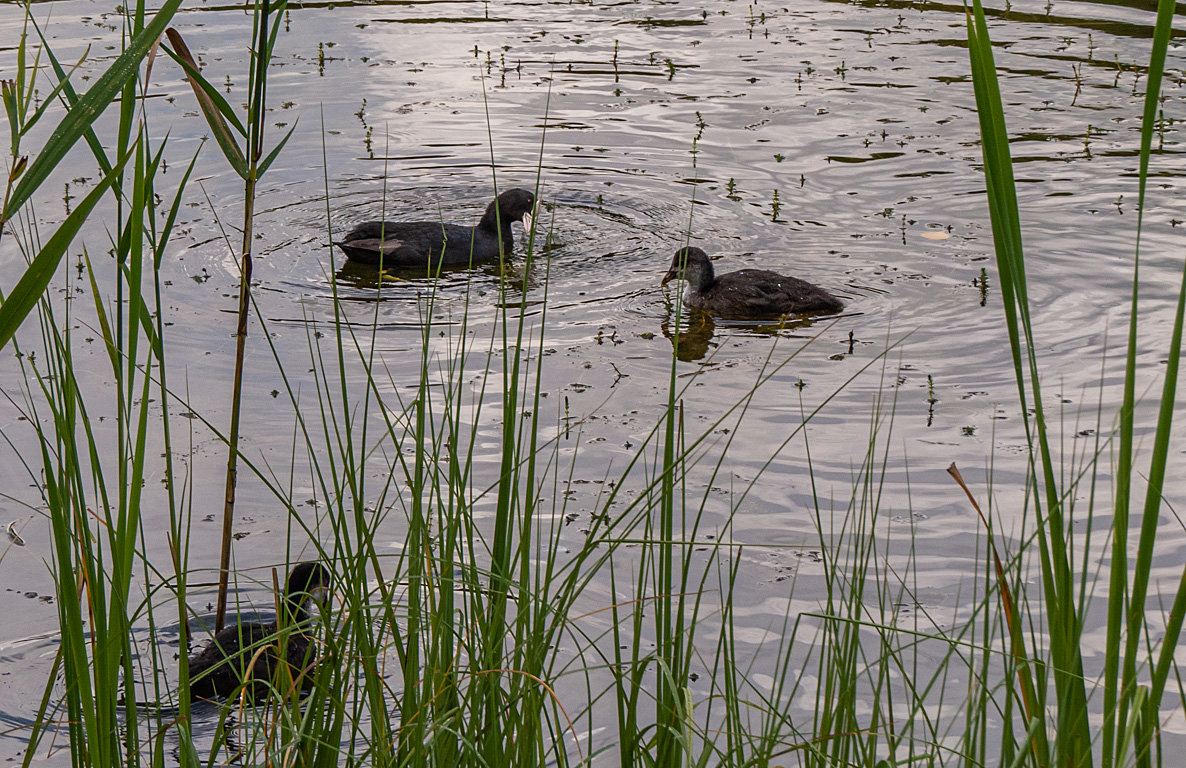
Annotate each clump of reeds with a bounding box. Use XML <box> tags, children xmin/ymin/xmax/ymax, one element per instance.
<box><xmin>2</xmin><ymin>0</ymin><xmax>1183</xmax><ymax>766</ymax></box>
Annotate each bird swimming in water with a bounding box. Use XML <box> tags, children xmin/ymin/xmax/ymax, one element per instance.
<box><xmin>661</xmin><ymin>246</ymin><xmax>843</xmax><ymax>318</ymax></box>
<box><xmin>187</xmin><ymin>561</ymin><xmax>331</xmax><ymax>700</ymax></box>
<box><xmin>335</xmin><ymin>188</ymin><xmax>536</xmax><ymax>268</ymax></box>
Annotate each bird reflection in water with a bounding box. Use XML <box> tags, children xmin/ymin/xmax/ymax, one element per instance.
<box><xmin>660</xmin><ymin>301</ymin><xmax>841</xmax><ymax>363</ymax></box>
<box><xmin>661</xmin><ymin>306</ymin><xmax>718</xmax><ymax>362</ymax></box>
<box><xmin>332</xmin><ymin>255</ymin><xmax>540</xmax><ymax>299</ymax></box>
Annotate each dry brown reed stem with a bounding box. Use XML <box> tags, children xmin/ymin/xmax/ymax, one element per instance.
<box><xmin>946</xmin><ymin>461</ymin><xmax>1043</xmax><ymax>762</ymax></box>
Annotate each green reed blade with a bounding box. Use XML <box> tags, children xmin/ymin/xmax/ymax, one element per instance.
<box><xmin>29</xmin><ymin>21</ymin><xmax>112</xmax><ymax>178</ymax></box>
<box><xmin>257</xmin><ymin>121</ymin><xmax>298</xmax><ymax>177</ymax></box>
<box><xmin>1</xmin><ymin>80</ymin><xmax>19</xmax><ymax>158</ymax></box>
<box><xmin>1124</xmin><ymin>0</ymin><xmax>1186</xmax><ymax>760</ymax></box>
<box><xmin>0</xmin><ymin>145</ymin><xmax>133</xmax><ymax>351</ymax></box>
<box><xmin>152</xmin><ymin>145</ymin><xmax>200</xmax><ymax>268</ymax></box>
<box><xmin>17</xmin><ymin>53</ymin><xmax>86</xmax><ymax>145</ymax></box>
<box><xmin>1</xmin><ymin>0</ymin><xmax>181</xmax><ymax>224</ymax></box>
<box><xmin>965</xmin><ymin>1</ymin><xmax>1094</xmax><ymax>764</ymax></box>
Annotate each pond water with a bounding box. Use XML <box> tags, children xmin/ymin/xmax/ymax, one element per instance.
<box><xmin>1</xmin><ymin>0</ymin><xmax>1185</xmax><ymax>761</ymax></box>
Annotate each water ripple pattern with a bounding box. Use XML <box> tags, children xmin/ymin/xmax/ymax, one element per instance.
<box><xmin>1</xmin><ymin>0</ymin><xmax>1185</xmax><ymax>757</ymax></box>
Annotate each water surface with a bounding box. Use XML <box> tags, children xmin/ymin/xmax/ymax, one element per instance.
<box><xmin>1</xmin><ymin>0</ymin><xmax>1185</xmax><ymax>759</ymax></box>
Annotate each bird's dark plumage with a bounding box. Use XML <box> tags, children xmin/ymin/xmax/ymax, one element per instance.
<box><xmin>661</xmin><ymin>246</ymin><xmax>843</xmax><ymax>318</ymax></box>
<box><xmin>335</xmin><ymin>188</ymin><xmax>536</xmax><ymax>267</ymax></box>
<box><xmin>187</xmin><ymin>561</ymin><xmax>330</xmax><ymax>700</ymax></box>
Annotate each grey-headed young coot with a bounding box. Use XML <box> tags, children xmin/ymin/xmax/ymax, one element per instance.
<box><xmin>187</xmin><ymin>561</ymin><xmax>330</xmax><ymax>700</ymax></box>
<box><xmin>661</xmin><ymin>246</ymin><xmax>843</xmax><ymax>318</ymax></box>
<box><xmin>335</xmin><ymin>188</ymin><xmax>536</xmax><ymax>268</ymax></box>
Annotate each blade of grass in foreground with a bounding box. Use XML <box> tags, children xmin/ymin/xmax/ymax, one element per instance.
<box><xmin>1105</xmin><ymin>0</ymin><xmax>1186</xmax><ymax>765</ymax></box>
<box><xmin>162</xmin><ymin>28</ymin><xmax>248</xmax><ymax>177</ymax></box>
<box><xmin>158</xmin><ymin>1</ymin><xmax>293</xmax><ymax>634</ymax></box>
<box><xmin>0</xmin><ymin>145</ymin><xmax>134</xmax><ymax>351</ymax></box>
<box><xmin>965</xmin><ymin>2</ymin><xmax>1087</xmax><ymax>764</ymax></box>
<box><xmin>0</xmin><ymin>0</ymin><xmax>182</xmax><ymax>224</ymax></box>
<box><xmin>968</xmin><ymin>0</ymin><xmax>1186</xmax><ymax>766</ymax></box>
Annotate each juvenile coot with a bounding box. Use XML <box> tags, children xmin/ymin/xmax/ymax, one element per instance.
<box><xmin>187</xmin><ymin>561</ymin><xmax>330</xmax><ymax>700</ymax></box>
<box><xmin>335</xmin><ymin>188</ymin><xmax>536</xmax><ymax>267</ymax></box>
<box><xmin>661</xmin><ymin>246</ymin><xmax>843</xmax><ymax>318</ymax></box>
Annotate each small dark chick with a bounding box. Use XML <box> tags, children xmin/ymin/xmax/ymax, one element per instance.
<box><xmin>187</xmin><ymin>561</ymin><xmax>330</xmax><ymax>700</ymax></box>
<box><xmin>661</xmin><ymin>246</ymin><xmax>843</xmax><ymax>318</ymax></box>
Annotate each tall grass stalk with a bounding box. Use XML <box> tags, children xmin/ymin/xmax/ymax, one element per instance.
<box><xmin>9</xmin><ymin>0</ymin><xmax>1186</xmax><ymax>765</ymax></box>
<box><xmin>966</xmin><ymin>0</ymin><xmax>1186</xmax><ymax>765</ymax></box>
<box><xmin>163</xmin><ymin>0</ymin><xmax>297</xmax><ymax>633</ymax></box>
<box><xmin>2</xmin><ymin>4</ymin><xmax>196</xmax><ymax>766</ymax></box>
<box><xmin>0</xmin><ymin>0</ymin><xmax>181</xmax><ymax>346</ymax></box>
<box><xmin>7</xmin><ymin>2</ymin><xmax>945</xmax><ymax>763</ymax></box>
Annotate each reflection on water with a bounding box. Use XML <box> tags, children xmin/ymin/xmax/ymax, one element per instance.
<box><xmin>333</xmin><ymin>261</ymin><xmax>414</xmax><ymax>292</ymax></box>
<box><xmin>331</xmin><ymin>237</ymin><xmax>544</xmax><ymax>299</ymax></box>
<box><xmin>663</xmin><ymin>307</ymin><xmax>718</xmax><ymax>362</ymax></box>
<box><xmin>2</xmin><ymin>0</ymin><xmax>1186</xmax><ymax>759</ymax></box>
<box><xmin>660</xmin><ymin>304</ymin><xmax>848</xmax><ymax>363</ymax></box>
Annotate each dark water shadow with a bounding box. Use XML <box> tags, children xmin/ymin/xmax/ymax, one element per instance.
<box><xmin>334</xmin><ymin>258</ymin><xmax>503</xmax><ymax>293</ymax></box>
<box><xmin>660</xmin><ymin>304</ymin><xmax>849</xmax><ymax>362</ymax></box>
<box><xmin>333</xmin><ymin>252</ymin><xmax>549</xmax><ymax>307</ymax></box>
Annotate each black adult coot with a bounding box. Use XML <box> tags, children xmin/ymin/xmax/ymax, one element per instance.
<box><xmin>661</xmin><ymin>246</ymin><xmax>843</xmax><ymax>318</ymax></box>
<box><xmin>187</xmin><ymin>561</ymin><xmax>330</xmax><ymax>699</ymax></box>
<box><xmin>335</xmin><ymin>188</ymin><xmax>536</xmax><ymax>267</ymax></box>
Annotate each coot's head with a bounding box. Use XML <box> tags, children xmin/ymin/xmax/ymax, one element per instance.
<box><xmin>483</xmin><ymin>188</ymin><xmax>536</xmax><ymax>230</ymax></box>
<box><xmin>284</xmin><ymin>561</ymin><xmax>331</xmax><ymax>619</ymax></box>
<box><xmin>661</xmin><ymin>246</ymin><xmax>714</xmax><ymax>289</ymax></box>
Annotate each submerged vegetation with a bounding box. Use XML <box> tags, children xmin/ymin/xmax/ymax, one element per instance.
<box><xmin>0</xmin><ymin>0</ymin><xmax>1183</xmax><ymax>766</ymax></box>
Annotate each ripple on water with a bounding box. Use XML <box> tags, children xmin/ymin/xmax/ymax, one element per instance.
<box><xmin>3</xmin><ymin>0</ymin><xmax>1186</xmax><ymax>760</ymax></box>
